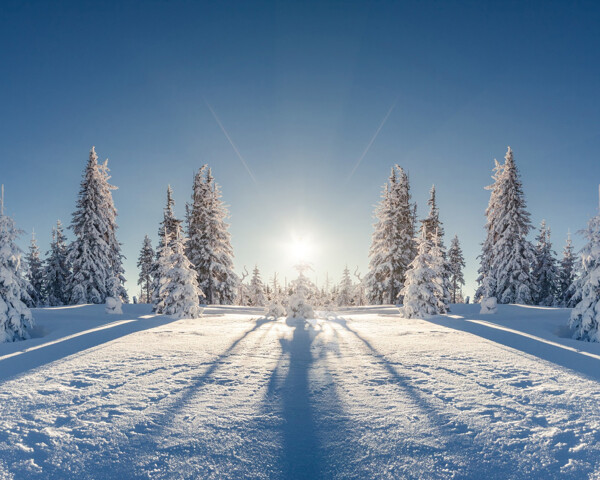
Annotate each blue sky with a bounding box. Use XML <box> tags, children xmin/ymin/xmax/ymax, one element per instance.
<box><xmin>1</xmin><ymin>0</ymin><xmax>599</xmax><ymax>298</ymax></box>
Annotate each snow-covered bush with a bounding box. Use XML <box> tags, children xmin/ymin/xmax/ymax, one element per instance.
<box><xmin>265</xmin><ymin>301</ymin><xmax>286</xmax><ymax>319</ymax></box>
<box><xmin>287</xmin><ymin>292</ymin><xmax>315</xmax><ymax>320</ymax></box>
<box><xmin>105</xmin><ymin>296</ymin><xmax>123</xmax><ymax>314</ymax></box>
<box><xmin>480</xmin><ymin>296</ymin><xmax>498</xmax><ymax>314</ymax></box>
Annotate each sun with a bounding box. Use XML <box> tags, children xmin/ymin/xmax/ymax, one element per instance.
<box><xmin>287</xmin><ymin>235</ymin><xmax>315</xmax><ymax>264</ymax></box>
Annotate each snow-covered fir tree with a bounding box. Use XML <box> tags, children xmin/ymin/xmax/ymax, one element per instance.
<box><xmin>336</xmin><ymin>266</ymin><xmax>354</xmax><ymax>306</ymax></box>
<box><xmin>0</xmin><ymin>201</ymin><xmax>34</xmax><ymax>342</ymax></box>
<box><xmin>137</xmin><ymin>235</ymin><xmax>155</xmax><ymax>303</ymax></box>
<box><xmin>68</xmin><ymin>147</ymin><xmax>128</xmax><ymax>304</ymax></box>
<box><xmin>24</xmin><ymin>230</ymin><xmax>46</xmax><ymax>307</ymax></box>
<box><xmin>448</xmin><ymin>235</ymin><xmax>465</xmax><ymax>304</ymax></box>
<box><xmin>558</xmin><ymin>231</ymin><xmax>578</xmax><ymax>307</ymax></box>
<box><xmin>476</xmin><ymin>147</ymin><xmax>536</xmax><ymax>304</ymax></box>
<box><xmin>532</xmin><ymin>220</ymin><xmax>559</xmax><ymax>306</ymax></box>
<box><xmin>153</xmin><ymin>231</ymin><xmax>204</xmax><ymax>319</ymax></box>
<box><xmin>157</xmin><ymin>185</ymin><xmax>183</xmax><ymax>249</ymax></box>
<box><xmin>287</xmin><ymin>262</ymin><xmax>316</xmax><ymax>319</ymax></box>
<box><xmin>399</xmin><ymin>230</ymin><xmax>447</xmax><ymax>318</ymax></box>
<box><xmin>44</xmin><ymin>220</ymin><xmax>70</xmax><ymax>306</ymax></box>
<box><xmin>569</xmin><ymin>208</ymin><xmax>600</xmax><ymax>341</ymax></box>
<box><xmin>366</xmin><ymin>165</ymin><xmax>417</xmax><ymax>305</ymax></box>
<box><xmin>186</xmin><ymin>166</ymin><xmax>238</xmax><ymax>305</ymax></box>
<box><xmin>248</xmin><ymin>265</ymin><xmax>266</xmax><ymax>307</ymax></box>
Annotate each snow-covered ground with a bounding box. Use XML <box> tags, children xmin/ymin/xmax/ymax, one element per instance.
<box><xmin>2</xmin><ymin>304</ymin><xmax>600</xmax><ymax>479</ymax></box>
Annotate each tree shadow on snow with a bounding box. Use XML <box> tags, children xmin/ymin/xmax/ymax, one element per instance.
<box><xmin>0</xmin><ymin>313</ymin><xmax>182</xmax><ymax>382</ymax></box>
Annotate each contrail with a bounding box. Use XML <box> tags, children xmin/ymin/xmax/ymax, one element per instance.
<box><xmin>205</xmin><ymin>100</ymin><xmax>258</xmax><ymax>184</ymax></box>
<box><xmin>348</xmin><ymin>97</ymin><xmax>399</xmax><ymax>180</ymax></box>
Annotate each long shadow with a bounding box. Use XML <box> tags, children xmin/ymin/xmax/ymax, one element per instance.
<box><xmin>279</xmin><ymin>320</ymin><xmax>324</xmax><ymax>479</ymax></box>
<box><xmin>0</xmin><ymin>314</ymin><xmax>181</xmax><ymax>382</ymax></box>
<box><xmin>100</xmin><ymin>316</ymin><xmax>275</xmax><ymax>479</ymax></box>
<box><xmin>327</xmin><ymin>315</ymin><xmax>512</xmax><ymax>478</ymax></box>
<box><xmin>423</xmin><ymin>314</ymin><xmax>600</xmax><ymax>381</ymax></box>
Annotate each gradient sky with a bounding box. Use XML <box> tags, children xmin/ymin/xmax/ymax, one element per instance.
<box><xmin>1</xmin><ymin>0</ymin><xmax>599</xmax><ymax>298</ymax></box>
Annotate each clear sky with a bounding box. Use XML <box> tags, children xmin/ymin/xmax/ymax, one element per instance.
<box><xmin>1</xmin><ymin>0</ymin><xmax>599</xmax><ymax>298</ymax></box>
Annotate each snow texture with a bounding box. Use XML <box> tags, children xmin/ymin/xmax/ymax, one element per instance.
<box><xmin>2</xmin><ymin>304</ymin><xmax>600</xmax><ymax>478</ymax></box>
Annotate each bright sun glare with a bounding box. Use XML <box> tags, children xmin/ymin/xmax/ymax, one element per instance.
<box><xmin>287</xmin><ymin>235</ymin><xmax>314</xmax><ymax>264</ymax></box>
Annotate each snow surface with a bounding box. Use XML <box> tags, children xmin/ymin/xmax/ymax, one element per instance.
<box><xmin>2</xmin><ymin>304</ymin><xmax>600</xmax><ymax>478</ymax></box>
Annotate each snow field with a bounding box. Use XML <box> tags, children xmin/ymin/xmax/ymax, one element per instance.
<box><xmin>1</xmin><ymin>304</ymin><xmax>600</xmax><ymax>479</ymax></box>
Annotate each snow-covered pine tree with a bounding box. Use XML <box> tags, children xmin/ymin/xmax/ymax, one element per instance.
<box><xmin>532</xmin><ymin>220</ymin><xmax>559</xmax><ymax>306</ymax></box>
<box><xmin>44</xmin><ymin>220</ymin><xmax>71</xmax><ymax>306</ymax></box>
<box><xmin>137</xmin><ymin>235</ymin><xmax>154</xmax><ymax>303</ymax></box>
<box><xmin>399</xmin><ymin>230</ymin><xmax>446</xmax><ymax>319</ymax></box>
<box><xmin>186</xmin><ymin>166</ymin><xmax>238</xmax><ymax>305</ymax></box>
<box><xmin>558</xmin><ymin>231</ymin><xmax>578</xmax><ymax>307</ymax></box>
<box><xmin>24</xmin><ymin>230</ymin><xmax>46</xmax><ymax>307</ymax></box>
<box><xmin>448</xmin><ymin>235</ymin><xmax>465</xmax><ymax>304</ymax></box>
<box><xmin>569</xmin><ymin>206</ymin><xmax>600</xmax><ymax>341</ymax></box>
<box><xmin>475</xmin><ymin>158</ymin><xmax>503</xmax><ymax>302</ymax></box>
<box><xmin>68</xmin><ymin>147</ymin><xmax>128</xmax><ymax>304</ymax></box>
<box><xmin>248</xmin><ymin>265</ymin><xmax>266</xmax><ymax>307</ymax></box>
<box><xmin>366</xmin><ymin>165</ymin><xmax>417</xmax><ymax>305</ymax></box>
<box><xmin>476</xmin><ymin>147</ymin><xmax>536</xmax><ymax>304</ymax></box>
<box><xmin>0</xmin><ymin>194</ymin><xmax>34</xmax><ymax>342</ymax></box>
<box><xmin>420</xmin><ymin>186</ymin><xmax>451</xmax><ymax>305</ymax></box>
<box><xmin>336</xmin><ymin>266</ymin><xmax>354</xmax><ymax>306</ymax></box>
<box><xmin>157</xmin><ymin>185</ymin><xmax>183</xmax><ymax>249</ymax></box>
<box><xmin>152</xmin><ymin>229</ymin><xmax>172</xmax><ymax>313</ymax></box>
<box><xmin>153</xmin><ymin>231</ymin><xmax>204</xmax><ymax>319</ymax></box>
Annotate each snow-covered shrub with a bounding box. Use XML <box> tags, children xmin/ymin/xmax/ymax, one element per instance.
<box><xmin>105</xmin><ymin>296</ymin><xmax>123</xmax><ymax>314</ymax></box>
<box><xmin>265</xmin><ymin>301</ymin><xmax>286</xmax><ymax>319</ymax></box>
<box><xmin>480</xmin><ymin>296</ymin><xmax>498</xmax><ymax>314</ymax></box>
<box><xmin>287</xmin><ymin>293</ymin><xmax>315</xmax><ymax>320</ymax></box>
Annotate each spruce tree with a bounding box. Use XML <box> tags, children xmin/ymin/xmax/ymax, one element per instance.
<box><xmin>366</xmin><ymin>165</ymin><xmax>417</xmax><ymax>305</ymax></box>
<box><xmin>68</xmin><ymin>147</ymin><xmax>127</xmax><ymax>304</ymax></box>
<box><xmin>558</xmin><ymin>232</ymin><xmax>578</xmax><ymax>307</ymax></box>
<box><xmin>400</xmin><ymin>231</ymin><xmax>446</xmax><ymax>318</ymax></box>
<box><xmin>153</xmin><ymin>232</ymin><xmax>204</xmax><ymax>319</ymax></box>
<box><xmin>0</xmin><ymin>200</ymin><xmax>34</xmax><ymax>342</ymax></box>
<box><xmin>476</xmin><ymin>147</ymin><xmax>536</xmax><ymax>304</ymax></box>
<box><xmin>24</xmin><ymin>230</ymin><xmax>46</xmax><ymax>307</ymax></box>
<box><xmin>336</xmin><ymin>266</ymin><xmax>354</xmax><ymax>306</ymax></box>
<box><xmin>248</xmin><ymin>265</ymin><xmax>266</xmax><ymax>306</ymax></box>
<box><xmin>137</xmin><ymin>235</ymin><xmax>155</xmax><ymax>303</ymax></box>
<box><xmin>569</xmin><ymin>209</ymin><xmax>600</xmax><ymax>341</ymax></box>
<box><xmin>157</xmin><ymin>185</ymin><xmax>183</xmax><ymax>249</ymax></box>
<box><xmin>532</xmin><ymin>220</ymin><xmax>559</xmax><ymax>306</ymax></box>
<box><xmin>448</xmin><ymin>235</ymin><xmax>465</xmax><ymax>304</ymax></box>
<box><xmin>44</xmin><ymin>220</ymin><xmax>71</xmax><ymax>306</ymax></box>
<box><xmin>186</xmin><ymin>166</ymin><xmax>238</xmax><ymax>305</ymax></box>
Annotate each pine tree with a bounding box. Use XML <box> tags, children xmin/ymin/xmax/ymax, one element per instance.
<box><xmin>158</xmin><ymin>185</ymin><xmax>183</xmax><ymax>249</ymax></box>
<box><xmin>336</xmin><ymin>266</ymin><xmax>354</xmax><ymax>306</ymax></box>
<box><xmin>558</xmin><ymin>232</ymin><xmax>578</xmax><ymax>307</ymax></box>
<box><xmin>186</xmin><ymin>166</ymin><xmax>238</xmax><ymax>305</ymax></box>
<box><xmin>68</xmin><ymin>147</ymin><xmax>128</xmax><ymax>304</ymax></box>
<box><xmin>137</xmin><ymin>235</ymin><xmax>155</xmax><ymax>303</ymax></box>
<box><xmin>569</xmin><ymin>209</ymin><xmax>600</xmax><ymax>341</ymax></box>
<box><xmin>44</xmin><ymin>220</ymin><xmax>71</xmax><ymax>306</ymax></box>
<box><xmin>400</xmin><ymin>231</ymin><xmax>447</xmax><ymax>318</ymax></box>
<box><xmin>366</xmin><ymin>165</ymin><xmax>417</xmax><ymax>305</ymax></box>
<box><xmin>448</xmin><ymin>235</ymin><xmax>465</xmax><ymax>304</ymax></box>
<box><xmin>532</xmin><ymin>220</ymin><xmax>559</xmax><ymax>306</ymax></box>
<box><xmin>153</xmin><ymin>232</ymin><xmax>204</xmax><ymax>319</ymax></box>
<box><xmin>476</xmin><ymin>147</ymin><xmax>536</xmax><ymax>304</ymax></box>
<box><xmin>248</xmin><ymin>265</ymin><xmax>266</xmax><ymax>306</ymax></box>
<box><xmin>24</xmin><ymin>230</ymin><xmax>46</xmax><ymax>307</ymax></box>
<box><xmin>0</xmin><ymin>198</ymin><xmax>34</xmax><ymax>342</ymax></box>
